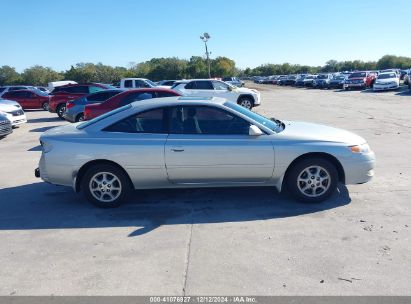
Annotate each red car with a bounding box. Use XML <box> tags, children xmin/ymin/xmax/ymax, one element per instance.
<box><xmin>49</xmin><ymin>83</ymin><xmax>113</xmax><ymax>119</ymax></box>
<box><xmin>343</xmin><ymin>71</ymin><xmax>377</xmax><ymax>90</ymax></box>
<box><xmin>2</xmin><ymin>89</ymin><xmax>50</xmax><ymax>110</ymax></box>
<box><xmin>84</xmin><ymin>88</ymin><xmax>181</xmax><ymax>120</ymax></box>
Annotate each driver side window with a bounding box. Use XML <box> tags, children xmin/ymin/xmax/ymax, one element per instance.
<box><xmin>170</xmin><ymin>106</ymin><xmax>250</xmax><ymax>135</ymax></box>
<box><xmin>213</xmin><ymin>81</ymin><xmax>229</xmax><ymax>90</ymax></box>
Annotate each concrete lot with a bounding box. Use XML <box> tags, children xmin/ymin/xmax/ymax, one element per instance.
<box><xmin>0</xmin><ymin>85</ymin><xmax>410</xmax><ymax>295</ymax></box>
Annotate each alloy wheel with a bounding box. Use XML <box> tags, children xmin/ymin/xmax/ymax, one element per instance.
<box><xmin>297</xmin><ymin>165</ymin><xmax>331</xmax><ymax>198</ymax></box>
<box><xmin>89</xmin><ymin>172</ymin><xmax>122</xmax><ymax>203</ymax></box>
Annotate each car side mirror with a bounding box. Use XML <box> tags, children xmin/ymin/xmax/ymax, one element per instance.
<box><xmin>227</xmin><ymin>86</ymin><xmax>232</xmax><ymax>91</ymax></box>
<box><xmin>249</xmin><ymin>125</ymin><xmax>263</xmax><ymax>136</ymax></box>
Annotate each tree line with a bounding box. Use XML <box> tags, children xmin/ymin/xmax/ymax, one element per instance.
<box><xmin>0</xmin><ymin>55</ymin><xmax>410</xmax><ymax>86</ymax></box>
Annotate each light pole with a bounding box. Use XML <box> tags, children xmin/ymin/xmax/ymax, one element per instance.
<box><xmin>200</xmin><ymin>32</ymin><xmax>211</xmax><ymax>78</ymax></box>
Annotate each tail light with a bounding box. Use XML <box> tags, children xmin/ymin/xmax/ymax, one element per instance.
<box><xmin>84</xmin><ymin>106</ymin><xmax>91</xmax><ymax>120</ymax></box>
<box><xmin>66</xmin><ymin>101</ymin><xmax>75</xmax><ymax>109</ymax></box>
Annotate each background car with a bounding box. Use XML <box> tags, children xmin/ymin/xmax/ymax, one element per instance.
<box><xmin>313</xmin><ymin>74</ymin><xmax>332</xmax><ymax>89</ymax></box>
<box><xmin>277</xmin><ymin>75</ymin><xmax>288</xmax><ymax>85</ymax></box>
<box><xmin>0</xmin><ymin>99</ymin><xmax>27</xmax><ymax>127</ymax></box>
<box><xmin>119</xmin><ymin>78</ymin><xmax>157</xmax><ymax>89</ymax></box>
<box><xmin>294</xmin><ymin>75</ymin><xmax>307</xmax><ymax>86</ymax></box>
<box><xmin>0</xmin><ymin>113</ymin><xmax>12</xmax><ymax>138</ymax></box>
<box><xmin>84</xmin><ymin>88</ymin><xmax>181</xmax><ymax>120</ymax></box>
<box><xmin>1</xmin><ymin>89</ymin><xmax>50</xmax><ymax>110</ymax></box>
<box><xmin>171</xmin><ymin>79</ymin><xmax>260</xmax><ymax>109</ymax></box>
<box><xmin>0</xmin><ymin>85</ymin><xmax>35</xmax><ymax>97</ymax></box>
<box><xmin>303</xmin><ymin>75</ymin><xmax>317</xmax><ymax>87</ymax></box>
<box><xmin>373</xmin><ymin>72</ymin><xmax>400</xmax><ymax>91</ymax></box>
<box><xmin>327</xmin><ymin>75</ymin><xmax>347</xmax><ymax>89</ymax></box>
<box><xmin>222</xmin><ymin>77</ymin><xmax>244</xmax><ymax>87</ymax></box>
<box><xmin>63</xmin><ymin>89</ymin><xmax>124</xmax><ymax>122</ymax></box>
<box><xmin>49</xmin><ymin>83</ymin><xmax>113</xmax><ymax>119</ymax></box>
<box><xmin>156</xmin><ymin>80</ymin><xmax>177</xmax><ymax>88</ymax></box>
<box><xmin>37</xmin><ymin>96</ymin><xmax>375</xmax><ymax>208</ymax></box>
<box><xmin>343</xmin><ymin>71</ymin><xmax>377</xmax><ymax>90</ymax></box>
<box><xmin>283</xmin><ymin>75</ymin><xmax>297</xmax><ymax>86</ymax></box>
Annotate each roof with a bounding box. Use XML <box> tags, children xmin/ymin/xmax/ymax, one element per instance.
<box><xmin>130</xmin><ymin>96</ymin><xmax>226</xmax><ymax>109</ymax></box>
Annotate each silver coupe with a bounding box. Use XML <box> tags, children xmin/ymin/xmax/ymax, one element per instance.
<box><xmin>36</xmin><ymin>97</ymin><xmax>375</xmax><ymax>208</ymax></box>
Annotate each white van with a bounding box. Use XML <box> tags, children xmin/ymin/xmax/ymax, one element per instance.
<box><xmin>119</xmin><ymin>78</ymin><xmax>156</xmax><ymax>89</ymax></box>
<box><xmin>48</xmin><ymin>80</ymin><xmax>77</xmax><ymax>91</ymax></box>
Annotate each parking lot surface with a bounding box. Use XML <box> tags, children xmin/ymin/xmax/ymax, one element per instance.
<box><xmin>0</xmin><ymin>85</ymin><xmax>410</xmax><ymax>295</ymax></box>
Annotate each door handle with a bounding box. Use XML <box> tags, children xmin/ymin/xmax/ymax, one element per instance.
<box><xmin>171</xmin><ymin>148</ymin><xmax>184</xmax><ymax>152</ymax></box>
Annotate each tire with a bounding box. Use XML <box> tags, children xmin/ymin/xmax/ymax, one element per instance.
<box><xmin>81</xmin><ymin>164</ymin><xmax>131</xmax><ymax>208</ymax></box>
<box><xmin>56</xmin><ymin>104</ymin><xmax>66</xmax><ymax>119</ymax></box>
<box><xmin>75</xmin><ymin>113</ymin><xmax>85</xmax><ymax>122</ymax></box>
<box><xmin>238</xmin><ymin>96</ymin><xmax>254</xmax><ymax>110</ymax></box>
<box><xmin>286</xmin><ymin>158</ymin><xmax>338</xmax><ymax>203</ymax></box>
<box><xmin>42</xmin><ymin>102</ymin><xmax>49</xmax><ymax>111</ymax></box>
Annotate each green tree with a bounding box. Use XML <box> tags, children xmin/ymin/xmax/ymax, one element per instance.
<box><xmin>0</xmin><ymin>65</ymin><xmax>22</xmax><ymax>85</ymax></box>
<box><xmin>21</xmin><ymin>65</ymin><xmax>62</xmax><ymax>86</ymax></box>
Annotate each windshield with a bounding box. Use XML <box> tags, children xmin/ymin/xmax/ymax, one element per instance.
<box><xmin>333</xmin><ymin>76</ymin><xmax>346</xmax><ymax>80</ymax></box>
<box><xmin>349</xmin><ymin>72</ymin><xmax>366</xmax><ymax>78</ymax></box>
<box><xmin>305</xmin><ymin>76</ymin><xmax>314</xmax><ymax>79</ymax></box>
<box><xmin>145</xmin><ymin>79</ymin><xmax>157</xmax><ymax>87</ymax></box>
<box><xmin>77</xmin><ymin>104</ymin><xmax>131</xmax><ymax>130</ymax></box>
<box><xmin>32</xmin><ymin>89</ymin><xmax>49</xmax><ymax>96</ymax></box>
<box><xmin>378</xmin><ymin>73</ymin><xmax>396</xmax><ymax>79</ymax></box>
<box><xmin>317</xmin><ymin>74</ymin><xmax>328</xmax><ymax>79</ymax></box>
<box><xmin>224</xmin><ymin>102</ymin><xmax>282</xmax><ymax>132</ymax></box>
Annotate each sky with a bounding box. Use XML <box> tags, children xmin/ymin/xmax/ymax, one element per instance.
<box><xmin>1</xmin><ymin>0</ymin><xmax>410</xmax><ymax>72</ymax></box>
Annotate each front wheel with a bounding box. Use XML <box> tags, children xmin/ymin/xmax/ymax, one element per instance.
<box><xmin>82</xmin><ymin>164</ymin><xmax>131</xmax><ymax>208</ymax></box>
<box><xmin>56</xmin><ymin>104</ymin><xmax>66</xmax><ymax>119</ymax></box>
<box><xmin>286</xmin><ymin>158</ymin><xmax>338</xmax><ymax>203</ymax></box>
<box><xmin>42</xmin><ymin>102</ymin><xmax>49</xmax><ymax>111</ymax></box>
<box><xmin>238</xmin><ymin>97</ymin><xmax>254</xmax><ymax>110</ymax></box>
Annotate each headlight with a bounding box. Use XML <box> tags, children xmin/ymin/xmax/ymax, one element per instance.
<box><xmin>349</xmin><ymin>143</ymin><xmax>371</xmax><ymax>154</ymax></box>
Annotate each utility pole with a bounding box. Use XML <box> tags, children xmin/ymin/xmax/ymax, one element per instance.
<box><xmin>200</xmin><ymin>33</ymin><xmax>211</xmax><ymax>78</ymax></box>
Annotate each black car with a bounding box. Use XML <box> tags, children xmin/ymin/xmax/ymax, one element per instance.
<box><xmin>294</xmin><ymin>75</ymin><xmax>307</xmax><ymax>86</ymax></box>
<box><xmin>277</xmin><ymin>76</ymin><xmax>288</xmax><ymax>85</ymax></box>
<box><xmin>327</xmin><ymin>75</ymin><xmax>347</xmax><ymax>89</ymax></box>
<box><xmin>284</xmin><ymin>75</ymin><xmax>297</xmax><ymax>86</ymax></box>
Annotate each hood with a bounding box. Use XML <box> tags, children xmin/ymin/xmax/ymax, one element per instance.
<box><xmin>233</xmin><ymin>87</ymin><xmax>259</xmax><ymax>95</ymax></box>
<box><xmin>375</xmin><ymin>78</ymin><xmax>397</xmax><ymax>83</ymax></box>
<box><xmin>280</xmin><ymin>121</ymin><xmax>366</xmax><ymax>145</ymax></box>
<box><xmin>0</xmin><ymin>99</ymin><xmax>22</xmax><ymax>112</ymax></box>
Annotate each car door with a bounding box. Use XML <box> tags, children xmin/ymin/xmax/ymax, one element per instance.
<box><xmin>101</xmin><ymin>107</ymin><xmax>169</xmax><ymax>188</ymax></box>
<box><xmin>7</xmin><ymin>91</ymin><xmax>27</xmax><ymax>108</ymax></box>
<box><xmin>185</xmin><ymin>80</ymin><xmax>214</xmax><ymax>98</ymax></box>
<box><xmin>165</xmin><ymin>105</ymin><xmax>274</xmax><ymax>184</ymax></box>
<box><xmin>212</xmin><ymin>80</ymin><xmax>234</xmax><ymax>100</ymax></box>
<box><xmin>25</xmin><ymin>91</ymin><xmax>38</xmax><ymax>108</ymax></box>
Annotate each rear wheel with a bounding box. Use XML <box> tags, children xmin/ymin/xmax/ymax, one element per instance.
<box><xmin>41</xmin><ymin>102</ymin><xmax>49</xmax><ymax>111</ymax></box>
<box><xmin>81</xmin><ymin>164</ymin><xmax>131</xmax><ymax>208</ymax></box>
<box><xmin>75</xmin><ymin>113</ymin><xmax>85</xmax><ymax>122</ymax></box>
<box><xmin>56</xmin><ymin>104</ymin><xmax>66</xmax><ymax>119</ymax></box>
<box><xmin>286</xmin><ymin>158</ymin><xmax>338</xmax><ymax>203</ymax></box>
<box><xmin>238</xmin><ymin>96</ymin><xmax>254</xmax><ymax>110</ymax></box>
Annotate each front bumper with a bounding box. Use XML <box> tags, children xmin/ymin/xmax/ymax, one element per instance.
<box><xmin>344</xmin><ymin>83</ymin><xmax>365</xmax><ymax>89</ymax></box>
<box><xmin>0</xmin><ymin>121</ymin><xmax>12</xmax><ymax>136</ymax></box>
<box><xmin>373</xmin><ymin>84</ymin><xmax>399</xmax><ymax>91</ymax></box>
<box><xmin>344</xmin><ymin>151</ymin><xmax>376</xmax><ymax>185</ymax></box>
<box><xmin>9</xmin><ymin>114</ymin><xmax>27</xmax><ymax>126</ymax></box>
